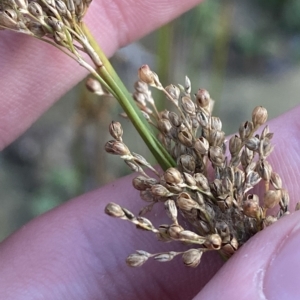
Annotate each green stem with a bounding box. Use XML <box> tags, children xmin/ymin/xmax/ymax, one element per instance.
<box><xmin>81</xmin><ymin>23</ymin><xmax>175</xmax><ymax>170</ymax></box>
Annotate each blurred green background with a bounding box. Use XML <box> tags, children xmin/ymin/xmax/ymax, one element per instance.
<box><xmin>1</xmin><ymin>0</ymin><xmax>300</xmax><ymax>240</ymax></box>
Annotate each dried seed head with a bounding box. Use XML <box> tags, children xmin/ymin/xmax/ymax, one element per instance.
<box><xmin>205</xmin><ymin>234</ymin><xmax>222</xmax><ymax>250</ymax></box>
<box><xmin>252</xmin><ymin>106</ymin><xmax>268</xmax><ymax>127</ymax></box>
<box><xmin>126</xmin><ymin>252</ymin><xmax>150</xmax><ymax>267</ymax></box>
<box><xmin>195</xmin><ymin>89</ymin><xmax>210</xmax><ymax>109</ymax></box>
<box><xmin>136</xmin><ymin>216</ymin><xmax>155</xmax><ymax>231</ymax></box>
<box><xmin>105</xmin><ymin>202</ymin><xmax>125</xmax><ymax>218</ymax></box>
<box><xmin>242</xmin><ymin>194</ymin><xmax>261</xmax><ymax>219</ymax></box>
<box><xmin>165</xmin><ymin>84</ymin><xmax>180</xmax><ymax>100</ymax></box>
<box><xmin>133</xmin><ymin>176</ymin><xmax>153</xmax><ymax>191</ymax></box>
<box><xmin>0</xmin><ymin>9</ymin><xmax>18</xmax><ymax>28</ymax></box>
<box><xmin>182</xmin><ymin>249</ymin><xmax>202</xmax><ymax>268</ymax></box>
<box><xmin>194</xmin><ymin>137</ymin><xmax>209</xmax><ymax>156</ymax></box>
<box><xmin>109</xmin><ymin>121</ymin><xmax>123</xmax><ymax>141</ymax></box>
<box><xmin>164</xmin><ymin>168</ymin><xmax>183</xmax><ymax>185</ymax></box>
<box><xmin>210</xmin><ymin>129</ymin><xmax>225</xmax><ymax>147</ymax></box>
<box><xmin>15</xmin><ymin>0</ymin><xmax>28</xmax><ymax>10</ymax></box>
<box><xmin>264</xmin><ymin>190</ymin><xmax>282</xmax><ymax>210</ymax></box>
<box><xmin>105</xmin><ymin>140</ymin><xmax>130</xmax><ymax>156</ymax></box>
<box><xmin>168</xmin><ymin>224</ymin><xmax>184</xmax><ymax>239</ymax></box>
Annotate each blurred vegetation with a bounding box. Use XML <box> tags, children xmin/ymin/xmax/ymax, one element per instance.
<box><xmin>1</xmin><ymin>0</ymin><xmax>300</xmax><ymax>240</ymax></box>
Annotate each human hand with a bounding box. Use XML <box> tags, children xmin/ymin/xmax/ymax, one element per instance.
<box><xmin>1</xmin><ymin>0</ymin><xmax>300</xmax><ymax>299</ymax></box>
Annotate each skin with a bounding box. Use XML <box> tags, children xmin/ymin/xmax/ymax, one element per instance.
<box><xmin>1</xmin><ymin>0</ymin><xmax>300</xmax><ymax>299</ymax></box>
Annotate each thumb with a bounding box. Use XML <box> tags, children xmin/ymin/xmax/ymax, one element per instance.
<box><xmin>195</xmin><ymin>211</ymin><xmax>300</xmax><ymax>300</ymax></box>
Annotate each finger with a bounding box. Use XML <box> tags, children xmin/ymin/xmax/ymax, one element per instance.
<box><xmin>0</xmin><ymin>172</ymin><xmax>223</xmax><ymax>300</ymax></box>
<box><xmin>194</xmin><ymin>211</ymin><xmax>300</xmax><ymax>300</ymax></box>
<box><xmin>0</xmin><ymin>0</ymin><xmax>202</xmax><ymax>149</ymax></box>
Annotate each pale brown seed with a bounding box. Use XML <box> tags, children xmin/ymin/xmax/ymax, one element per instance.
<box><xmin>158</xmin><ymin>118</ymin><xmax>172</xmax><ymax>135</ymax></box>
<box><xmin>245</xmin><ymin>136</ymin><xmax>260</xmax><ymax>151</ymax></box>
<box><xmin>270</xmin><ymin>172</ymin><xmax>282</xmax><ymax>189</ymax></box>
<box><xmin>229</xmin><ymin>135</ymin><xmax>242</xmax><ymax>156</ymax></box>
<box><xmin>242</xmin><ymin>194</ymin><xmax>261</xmax><ymax>219</ymax></box>
<box><xmin>256</xmin><ymin>160</ymin><xmax>272</xmax><ymax>181</ymax></box>
<box><xmin>126</xmin><ymin>252</ymin><xmax>149</xmax><ymax>267</ymax></box>
<box><xmin>176</xmin><ymin>192</ymin><xmax>199</xmax><ymax>211</ymax></box>
<box><xmin>182</xmin><ymin>249</ymin><xmax>202</xmax><ymax>268</ymax></box>
<box><xmin>194</xmin><ymin>137</ymin><xmax>209</xmax><ymax>156</ymax></box>
<box><xmin>209</xmin><ymin>146</ymin><xmax>225</xmax><ymax>167</ymax></box>
<box><xmin>151</xmin><ymin>184</ymin><xmax>171</xmax><ymax>197</ymax></box>
<box><xmin>183</xmin><ymin>172</ymin><xmax>197</xmax><ymax>187</ymax></box>
<box><xmin>164</xmin><ymin>199</ymin><xmax>178</xmax><ymax>221</ymax></box>
<box><xmin>252</xmin><ymin>106</ymin><xmax>268</xmax><ymax>127</ymax></box>
<box><xmin>178</xmin><ymin>128</ymin><xmax>193</xmax><ymax>147</ymax></box>
<box><xmin>194</xmin><ymin>173</ymin><xmax>210</xmax><ymax>191</ymax></box>
<box><xmin>181</xmin><ymin>96</ymin><xmax>196</xmax><ymax>115</ymax></box>
<box><xmin>264</xmin><ymin>190</ymin><xmax>282</xmax><ymax>210</ymax></box>
<box><xmin>169</xmin><ymin>111</ymin><xmax>181</xmax><ymax>127</ymax></box>
<box><xmin>204</xmin><ymin>234</ymin><xmax>222</xmax><ymax>250</ymax></box>
<box><xmin>164</xmin><ymin>168</ymin><xmax>183</xmax><ymax>185</ymax></box>
<box><xmin>239</xmin><ymin>121</ymin><xmax>254</xmax><ymax>140</ymax></box>
<box><xmin>104</xmin><ymin>140</ymin><xmax>130</xmax><ymax>156</ymax></box>
<box><xmin>109</xmin><ymin>121</ymin><xmax>123</xmax><ymax>141</ymax></box>
<box><xmin>195</xmin><ymin>89</ymin><xmax>210</xmax><ymax>109</ymax></box>
<box><xmin>178</xmin><ymin>154</ymin><xmax>196</xmax><ymax>174</ymax></box>
<box><xmin>104</xmin><ymin>202</ymin><xmax>125</xmax><ymax>218</ymax></box>
<box><xmin>165</xmin><ymin>84</ymin><xmax>180</xmax><ymax>100</ymax></box>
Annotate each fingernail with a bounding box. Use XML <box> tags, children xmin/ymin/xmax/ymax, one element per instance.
<box><xmin>264</xmin><ymin>224</ymin><xmax>300</xmax><ymax>299</ymax></box>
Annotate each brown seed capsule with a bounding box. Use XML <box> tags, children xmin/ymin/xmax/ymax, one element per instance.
<box><xmin>105</xmin><ymin>140</ymin><xmax>130</xmax><ymax>156</ymax></box>
<box><xmin>211</xmin><ymin>117</ymin><xmax>222</xmax><ymax>131</ymax></box>
<box><xmin>197</xmin><ymin>111</ymin><xmax>209</xmax><ymax>128</ymax></box>
<box><xmin>138</xmin><ymin>65</ymin><xmax>159</xmax><ymax>86</ymax></box>
<box><xmin>165</xmin><ymin>84</ymin><xmax>180</xmax><ymax>100</ymax></box>
<box><xmin>252</xmin><ymin>106</ymin><xmax>268</xmax><ymax>127</ymax></box>
<box><xmin>104</xmin><ymin>202</ymin><xmax>125</xmax><ymax>218</ymax></box>
<box><xmin>15</xmin><ymin>0</ymin><xmax>28</xmax><ymax>9</ymax></box>
<box><xmin>210</xmin><ymin>130</ymin><xmax>225</xmax><ymax>147</ymax></box>
<box><xmin>270</xmin><ymin>172</ymin><xmax>282</xmax><ymax>190</ymax></box>
<box><xmin>133</xmin><ymin>176</ymin><xmax>157</xmax><ymax>191</ymax></box>
<box><xmin>136</xmin><ymin>216</ymin><xmax>155</xmax><ymax>231</ymax></box>
<box><xmin>195</xmin><ymin>89</ymin><xmax>210</xmax><ymax>109</ymax></box>
<box><xmin>178</xmin><ymin>230</ymin><xmax>206</xmax><ymax>243</ymax></box>
<box><xmin>126</xmin><ymin>252</ymin><xmax>149</xmax><ymax>267</ymax></box>
<box><xmin>209</xmin><ymin>146</ymin><xmax>225</xmax><ymax>167</ymax></box>
<box><xmin>176</xmin><ymin>192</ymin><xmax>199</xmax><ymax>211</ymax></box>
<box><xmin>181</xmin><ymin>96</ymin><xmax>196</xmax><ymax>115</ymax></box>
<box><xmin>168</xmin><ymin>224</ymin><xmax>184</xmax><ymax>239</ymax></box>
<box><xmin>178</xmin><ymin>154</ymin><xmax>196</xmax><ymax>174</ymax></box>
<box><xmin>0</xmin><ymin>9</ymin><xmax>18</xmax><ymax>28</ymax></box>
<box><xmin>169</xmin><ymin>111</ymin><xmax>181</xmax><ymax>127</ymax></box>
<box><xmin>264</xmin><ymin>190</ymin><xmax>282</xmax><ymax>210</ymax></box>
<box><xmin>242</xmin><ymin>194</ymin><xmax>261</xmax><ymax>219</ymax></box>
<box><xmin>164</xmin><ymin>168</ymin><xmax>183</xmax><ymax>185</ymax></box>
<box><xmin>194</xmin><ymin>173</ymin><xmax>210</xmax><ymax>191</ymax></box>
<box><xmin>239</xmin><ymin>121</ymin><xmax>254</xmax><ymax>140</ymax></box>
<box><xmin>182</xmin><ymin>249</ymin><xmax>202</xmax><ymax>268</ymax></box>
<box><xmin>158</xmin><ymin>118</ymin><xmax>172</xmax><ymax>135</ymax></box>
<box><xmin>183</xmin><ymin>172</ymin><xmax>197</xmax><ymax>187</ymax></box>
<box><xmin>245</xmin><ymin>136</ymin><xmax>260</xmax><ymax>151</ymax></box>
<box><xmin>164</xmin><ymin>199</ymin><xmax>178</xmax><ymax>221</ymax></box>
<box><xmin>256</xmin><ymin>160</ymin><xmax>272</xmax><ymax>181</ymax></box>
<box><xmin>178</xmin><ymin>128</ymin><xmax>193</xmax><ymax>148</ymax></box>
<box><xmin>109</xmin><ymin>121</ymin><xmax>123</xmax><ymax>141</ymax></box>
<box><xmin>229</xmin><ymin>135</ymin><xmax>242</xmax><ymax>156</ymax></box>
<box><xmin>205</xmin><ymin>234</ymin><xmax>222</xmax><ymax>250</ymax></box>
<box><xmin>151</xmin><ymin>184</ymin><xmax>171</xmax><ymax>197</ymax></box>
<box><xmin>193</xmin><ymin>138</ymin><xmax>208</xmax><ymax>157</ymax></box>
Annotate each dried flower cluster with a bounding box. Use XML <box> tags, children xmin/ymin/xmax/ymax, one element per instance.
<box><xmin>104</xmin><ymin>65</ymin><xmax>297</xmax><ymax>268</ymax></box>
<box><xmin>0</xmin><ymin>0</ymin><xmax>104</xmax><ymax>71</ymax></box>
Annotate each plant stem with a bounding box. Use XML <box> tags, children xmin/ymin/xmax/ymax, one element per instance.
<box><xmin>81</xmin><ymin>23</ymin><xmax>175</xmax><ymax>170</ymax></box>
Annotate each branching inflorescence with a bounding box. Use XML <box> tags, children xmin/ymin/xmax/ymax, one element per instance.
<box><xmin>104</xmin><ymin>65</ymin><xmax>297</xmax><ymax>268</ymax></box>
